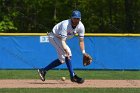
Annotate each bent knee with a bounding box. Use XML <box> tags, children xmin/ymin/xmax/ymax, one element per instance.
<box><xmin>60</xmin><ymin>60</ymin><xmax>65</xmax><ymax>64</ymax></box>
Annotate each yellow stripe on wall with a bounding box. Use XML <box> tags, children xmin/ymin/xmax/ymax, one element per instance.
<box><xmin>0</xmin><ymin>33</ymin><xmax>46</xmax><ymax>36</ymax></box>
<box><xmin>85</xmin><ymin>33</ymin><xmax>140</xmax><ymax>36</ymax></box>
<box><xmin>0</xmin><ymin>33</ymin><xmax>140</xmax><ymax>36</ymax></box>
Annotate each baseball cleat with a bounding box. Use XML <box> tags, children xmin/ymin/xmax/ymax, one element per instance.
<box><xmin>38</xmin><ymin>69</ymin><xmax>46</xmax><ymax>82</ymax></box>
<box><xmin>71</xmin><ymin>74</ymin><xmax>85</xmax><ymax>84</ymax></box>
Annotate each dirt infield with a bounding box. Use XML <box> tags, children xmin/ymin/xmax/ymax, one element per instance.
<box><xmin>0</xmin><ymin>79</ymin><xmax>140</xmax><ymax>88</ymax></box>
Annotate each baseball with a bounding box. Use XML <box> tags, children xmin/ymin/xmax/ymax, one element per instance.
<box><xmin>61</xmin><ymin>77</ymin><xmax>66</xmax><ymax>81</ymax></box>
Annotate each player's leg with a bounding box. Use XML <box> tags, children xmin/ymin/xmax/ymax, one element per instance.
<box><xmin>38</xmin><ymin>33</ymin><xmax>64</xmax><ymax>81</ymax></box>
<box><xmin>64</xmin><ymin>45</ymin><xmax>74</xmax><ymax>78</ymax></box>
<box><xmin>38</xmin><ymin>60</ymin><xmax>62</xmax><ymax>81</ymax></box>
<box><xmin>65</xmin><ymin>45</ymin><xmax>84</xmax><ymax>84</ymax></box>
<box><xmin>43</xmin><ymin>33</ymin><xmax>66</xmax><ymax>71</ymax></box>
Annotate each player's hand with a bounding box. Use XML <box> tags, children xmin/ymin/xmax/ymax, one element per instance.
<box><xmin>64</xmin><ymin>49</ymin><xmax>70</xmax><ymax>59</ymax></box>
<box><xmin>83</xmin><ymin>53</ymin><xmax>92</xmax><ymax>66</ymax></box>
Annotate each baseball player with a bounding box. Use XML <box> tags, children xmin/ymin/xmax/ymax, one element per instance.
<box><xmin>38</xmin><ymin>10</ymin><xmax>86</xmax><ymax>84</ymax></box>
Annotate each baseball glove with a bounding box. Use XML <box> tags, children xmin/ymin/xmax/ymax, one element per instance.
<box><xmin>83</xmin><ymin>53</ymin><xmax>92</xmax><ymax>66</ymax></box>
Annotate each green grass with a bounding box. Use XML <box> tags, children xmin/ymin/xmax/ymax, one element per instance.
<box><xmin>0</xmin><ymin>88</ymin><xmax>140</xmax><ymax>93</ymax></box>
<box><xmin>0</xmin><ymin>70</ymin><xmax>140</xmax><ymax>80</ymax></box>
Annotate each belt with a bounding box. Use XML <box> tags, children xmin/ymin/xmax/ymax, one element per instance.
<box><xmin>51</xmin><ymin>32</ymin><xmax>61</xmax><ymax>39</ymax></box>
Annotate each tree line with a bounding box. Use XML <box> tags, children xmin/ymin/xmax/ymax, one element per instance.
<box><xmin>0</xmin><ymin>0</ymin><xmax>140</xmax><ymax>33</ymax></box>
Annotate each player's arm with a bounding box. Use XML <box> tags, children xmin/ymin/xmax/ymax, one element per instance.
<box><xmin>78</xmin><ymin>23</ymin><xmax>86</xmax><ymax>55</ymax></box>
<box><xmin>79</xmin><ymin>37</ymin><xmax>86</xmax><ymax>54</ymax></box>
<box><xmin>58</xmin><ymin>24</ymin><xmax>70</xmax><ymax>58</ymax></box>
<box><xmin>61</xmin><ymin>38</ymin><xmax>70</xmax><ymax>58</ymax></box>
<box><xmin>61</xmin><ymin>38</ymin><xmax>68</xmax><ymax>52</ymax></box>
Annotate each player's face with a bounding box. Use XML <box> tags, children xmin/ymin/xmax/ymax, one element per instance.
<box><xmin>71</xmin><ymin>18</ymin><xmax>80</xmax><ymax>26</ymax></box>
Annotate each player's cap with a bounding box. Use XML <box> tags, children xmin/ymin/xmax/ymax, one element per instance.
<box><xmin>71</xmin><ymin>10</ymin><xmax>81</xmax><ymax>19</ymax></box>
